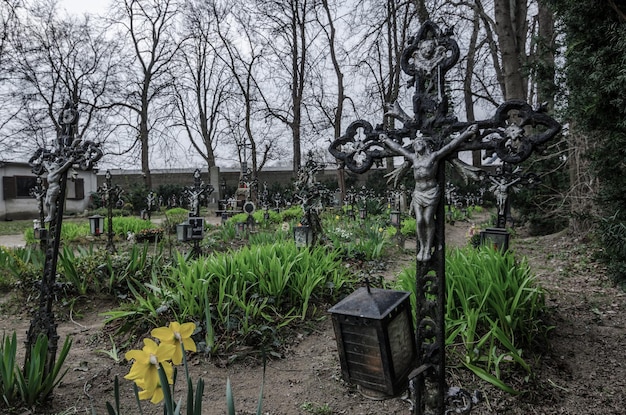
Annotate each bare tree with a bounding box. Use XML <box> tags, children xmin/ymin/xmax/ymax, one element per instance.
<box><xmin>493</xmin><ymin>0</ymin><xmax>528</xmax><ymax>100</ymax></box>
<box><xmin>5</xmin><ymin>0</ymin><xmax>121</xmax><ymax>158</ymax></box>
<box><xmin>172</xmin><ymin>0</ymin><xmax>230</xmax><ymax>169</ymax></box>
<box><xmin>350</xmin><ymin>0</ymin><xmax>420</xmax><ymax>176</ymax></box>
<box><xmin>532</xmin><ymin>1</ymin><xmax>557</xmax><ymax>109</ymax></box>
<box><xmin>312</xmin><ymin>0</ymin><xmax>354</xmax><ymax>201</ymax></box>
<box><xmin>251</xmin><ymin>0</ymin><xmax>320</xmax><ymax>173</ymax></box>
<box><xmin>110</xmin><ymin>0</ymin><xmax>183</xmax><ymax>188</ymax></box>
<box><xmin>203</xmin><ymin>0</ymin><xmax>282</xmax><ymax>191</ymax></box>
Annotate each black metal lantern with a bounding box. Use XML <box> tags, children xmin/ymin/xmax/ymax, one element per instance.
<box><xmin>328</xmin><ymin>286</ymin><xmax>416</xmax><ymax>396</ymax></box>
<box><xmin>34</xmin><ymin>228</ymin><xmax>48</xmax><ymax>241</ymax></box>
<box><xmin>479</xmin><ymin>227</ymin><xmax>510</xmax><ymax>253</ymax></box>
<box><xmin>390</xmin><ymin>210</ymin><xmax>401</xmax><ymax>227</ymax></box>
<box><xmin>33</xmin><ymin>220</ymin><xmax>48</xmax><ymax>241</ymax></box>
<box><xmin>89</xmin><ymin>214</ymin><xmax>105</xmax><ymax>236</ymax></box>
<box><xmin>359</xmin><ymin>206</ymin><xmax>367</xmax><ymax>220</ymax></box>
<box><xmin>176</xmin><ymin>222</ymin><xmax>191</xmax><ymax>242</ymax></box>
<box><xmin>293</xmin><ymin>224</ymin><xmax>313</xmax><ymax>248</ymax></box>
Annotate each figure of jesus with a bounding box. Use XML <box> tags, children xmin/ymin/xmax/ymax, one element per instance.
<box><xmin>43</xmin><ymin>157</ymin><xmax>74</xmax><ymax>222</ymax></box>
<box><xmin>488</xmin><ymin>176</ymin><xmax>521</xmax><ymax>216</ymax></box>
<box><xmin>384</xmin><ymin>124</ymin><xmax>477</xmax><ymax>261</ymax></box>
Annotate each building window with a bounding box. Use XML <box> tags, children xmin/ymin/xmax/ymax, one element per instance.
<box><xmin>67</xmin><ymin>178</ymin><xmax>85</xmax><ymax>200</ymax></box>
<box><xmin>3</xmin><ymin>176</ymin><xmax>84</xmax><ymax>200</ymax></box>
<box><xmin>3</xmin><ymin>176</ymin><xmax>38</xmax><ymax>199</ymax></box>
<box><xmin>16</xmin><ymin>176</ymin><xmax>38</xmax><ymax>197</ymax></box>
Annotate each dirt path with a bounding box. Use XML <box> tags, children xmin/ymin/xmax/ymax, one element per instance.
<box><xmin>0</xmin><ymin>233</ymin><xmax>25</xmax><ymax>248</ymax></box>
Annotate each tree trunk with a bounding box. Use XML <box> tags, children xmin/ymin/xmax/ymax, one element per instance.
<box><xmin>568</xmin><ymin>124</ymin><xmax>597</xmax><ymax>235</ymax></box>
<box><xmin>140</xmin><ymin>100</ymin><xmax>152</xmax><ymax>189</ymax></box>
<box><xmin>536</xmin><ymin>2</ymin><xmax>556</xmax><ymax>109</ymax></box>
<box><xmin>464</xmin><ymin>11</ymin><xmax>482</xmax><ymax>167</ymax></box>
<box><xmin>493</xmin><ymin>0</ymin><xmax>527</xmax><ymax>100</ymax></box>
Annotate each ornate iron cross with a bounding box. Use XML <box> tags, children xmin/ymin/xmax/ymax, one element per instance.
<box><xmin>26</xmin><ymin>101</ymin><xmax>103</xmax><ymax>380</ymax></box>
<box><xmin>329</xmin><ymin>21</ymin><xmax>560</xmax><ymax>415</ymax></box>
<box><xmin>184</xmin><ymin>168</ymin><xmax>214</xmax><ymax>218</ymax></box>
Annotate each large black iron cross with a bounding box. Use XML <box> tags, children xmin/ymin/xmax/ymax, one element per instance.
<box><xmin>26</xmin><ymin>101</ymin><xmax>103</xmax><ymax>383</ymax></box>
<box><xmin>329</xmin><ymin>21</ymin><xmax>560</xmax><ymax>415</ymax></box>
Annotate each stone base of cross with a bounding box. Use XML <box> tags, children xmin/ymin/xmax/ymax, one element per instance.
<box><xmin>329</xmin><ymin>21</ymin><xmax>561</xmax><ymax>415</ymax></box>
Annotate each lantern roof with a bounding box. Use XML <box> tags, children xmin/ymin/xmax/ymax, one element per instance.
<box><xmin>328</xmin><ymin>287</ymin><xmax>410</xmax><ymax>319</ymax></box>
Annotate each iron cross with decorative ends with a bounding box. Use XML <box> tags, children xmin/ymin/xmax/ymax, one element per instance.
<box><xmin>25</xmin><ymin>100</ymin><xmax>103</xmax><ymax>384</ymax></box>
<box><xmin>184</xmin><ymin>168</ymin><xmax>214</xmax><ymax>217</ymax></box>
<box><xmin>329</xmin><ymin>21</ymin><xmax>561</xmax><ymax>415</ymax></box>
<box><xmin>485</xmin><ymin>165</ymin><xmax>540</xmax><ymax>228</ymax></box>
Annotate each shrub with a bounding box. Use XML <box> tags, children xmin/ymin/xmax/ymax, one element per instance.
<box><xmin>163</xmin><ymin>208</ymin><xmax>190</xmax><ymax>233</ymax></box>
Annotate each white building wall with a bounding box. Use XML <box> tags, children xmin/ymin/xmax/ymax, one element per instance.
<box><xmin>0</xmin><ymin>162</ymin><xmax>98</xmax><ymax>220</ymax></box>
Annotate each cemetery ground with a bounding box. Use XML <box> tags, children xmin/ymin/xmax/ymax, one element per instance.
<box><xmin>0</xmin><ymin>213</ymin><xmax>625</xmax><ymax>414</ymax></box>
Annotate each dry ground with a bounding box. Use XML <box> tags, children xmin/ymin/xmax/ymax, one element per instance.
<box><xmin>1</xmin><ymin>218</ymin><xmax>625</xmax><ymax>414</ymax></box>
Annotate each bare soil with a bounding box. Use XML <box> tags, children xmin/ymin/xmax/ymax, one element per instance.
<box><xmin>1</xmin><ymin>218</ymin><xmax>625</xmax><ymax>414</ymax></box>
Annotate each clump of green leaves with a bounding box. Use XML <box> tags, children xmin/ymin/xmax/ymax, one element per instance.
<box><xmin>164</xmin><ymin>208</ymin><xmax>191</xmax><ymax>233</ymax></box>
<box><xmin>396</xmin><ymin>246</ymin><xmax>549</xmax><ymax>393</ymax></box>
<box><xmin>103</xmin><ymin>242</ymin><xmax>353</xmax><ymax>354</ymax></box>
<box><xmin>0</xmin><ymin>332</ymin><xmax>72</xmax><ymax>407</ymax></box>
<box><xmin>0</xmin><ymin>247</ymin><xmax>45</xmax><ymax>290</ymax></box>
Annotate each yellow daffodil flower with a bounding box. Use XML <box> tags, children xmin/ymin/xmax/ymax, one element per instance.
<box><xmin>135</xmin><ymin>378</ymin><xmax>167</xmax><ymax>404</ymax></box>
<box><xmin>124</xmin><ymin>338</ymin><xmax>175</xmax><ymax>396</ymax></box>
<box><xmin>151</xmin><ymin>322</ymin><xmax>197</xmax><ymax>365</ymax></box>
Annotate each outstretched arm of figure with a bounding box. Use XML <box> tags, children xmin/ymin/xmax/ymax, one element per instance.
<box><xmin>383</xmin><ymin>135</ymin><xmax>413</xmax><ymax>159</ymax></box>
<box><xmin>435</xmin><ymin>124</ymin><xmax>478</xmax><ymax>158</ymax></box>
<box><xmin>55</xmin><ymin>159</ymin><xmax>74</xmax><ymax>177</ymax></box>
<box><xmin>488</xmin><ymin>176</ymin><xmax>500</xmax><ymax>186</ymax></box>
<box><xmin>507</xmin><ymin>177</ymin><xmax>522</xmax><ymax>189</ymax></box>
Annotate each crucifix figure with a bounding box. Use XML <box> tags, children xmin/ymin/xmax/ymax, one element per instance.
<box><xmin>184</xmin><ymin>168</ymin><xmax>214</xmax><ymax>217</ymax></box>
<box><xmin>43</xmin><ymin>157</ymin><xmax>74</xmax><ymax>222</ymax></box>
<box><xmin>489</xmin><ymin>175</ymin><xmax>520</xmax><ymax>218</ymax></box>
<box><xmin>485</xmin><ymin>165</ymin><xmax>540</xmax><ymax>228</ymax></box>
<box><xmin>329</xmin><ymin>21</ymin><xmax>561</xmax><ymax>415</ymax></box>
<box><xmin>384</xmin><ymin>126</ymin><xmax>477</xmax><ymax>261</ymax></box>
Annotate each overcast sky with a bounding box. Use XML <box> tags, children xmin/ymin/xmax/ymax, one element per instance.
<box><xmin>59</xmin><ymin>0</ymin><xmax>109</xmax><ymax>16</ymax></box>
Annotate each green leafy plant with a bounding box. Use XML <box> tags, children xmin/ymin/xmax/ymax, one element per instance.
<box><xmin>110</xmin><ymin>216</ymin><xmax>155</xmax><ymax>235</ymax></box>
<box><xmin>104</xmin><ymin>243</ymin><xmax>352</xmax><ymax>353</ymax></box>
<box><xmin>400</xmin><ymin>216</ymin><xmax>416</xmax><ymax>236</ymax></box>
<box><xmin>0</xmin><ymin>247</ymin><xmax>45</xmax><ymax>289</ymax></box>
<box><xmin>164</xmin><ymin>208</ymin><xmax>191</xmax><ymax>234</ymax></box>
<box><xmin>134</xmin><ymin>227</ymin><xmax>165</xmax><ymax>243</ymax></box>
<box><xmin>300</xmin><ymin>401</ymin><xmax>333</xmax><ymax>415</ymax></box>
<box><xmin>279</xmin><ymin>206</ymin><xmax>303</xmax><ymax>222</ymax></box>
<box><xmin>14</xmin><ymin>334</ymin><xmax>72</xmax><ymax>406</ymax></box>
<box><xmin>0</xmin><ymin>332</ymin><xmax>18</xmax><ymax>404</ymax></box>
<box><xmin>96</xmin><ymin>335</ymin><xmax>123</xmax><ymax>364</ymax></box>
<box><xmin>57</xmin><ymin>245</ymin><xmax>106</xmax><ymax>295</ymax></box>
<box><xmin>396</xmin><ymin>246</ymin><xmax>549</xmax><ymax>393</ymax></box>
